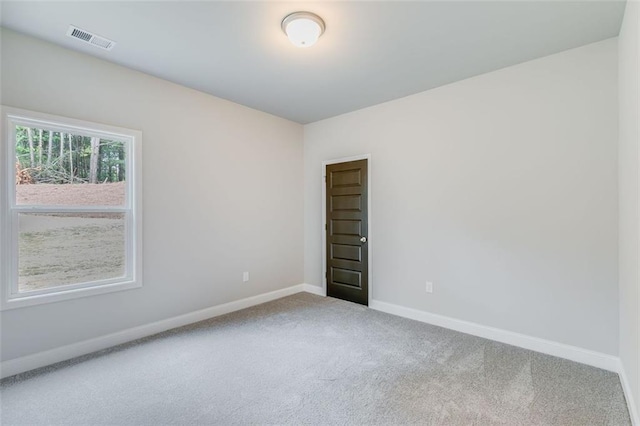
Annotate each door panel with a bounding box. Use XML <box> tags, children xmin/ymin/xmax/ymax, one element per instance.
<box><xmin>330</xmin><ymin>169</ymin><xmax>362</xmax><ymax>186</ymax></box>
<box><xmin>326</xmin><ymin>159</ymin><xmax>368</xmax><ymax>305</ymax></box>
<box><xmin>330</xmin><ymin>195</ymin><xmax>362</xmax><ymax>211</ymax></box>
<box><xmin>331</xmin><ymin>244</ymin><xmax>361</xmax><ymax>262</ymax></box>
<box><xmin>330</xmin><ymin>220</ymin><xmax>361</xmax><ymax>236</ymax></box>
<box><xmin>331</xmin><ymin>268</ymin><xmax>362</xmax><ymax>288</ymax></box>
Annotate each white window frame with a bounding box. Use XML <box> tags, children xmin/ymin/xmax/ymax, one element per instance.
<box><xmin>1</xmin><ymin>106</ymin><xmax>143</xmax><ymax>310</ymax></box>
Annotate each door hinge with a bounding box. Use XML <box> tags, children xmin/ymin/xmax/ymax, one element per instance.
<box><xmin>325</xmin><ymin>223</ymin><xmax>327</xmax><ymax>230</ymax></box>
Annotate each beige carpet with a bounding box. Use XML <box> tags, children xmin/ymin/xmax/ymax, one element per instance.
<box><xmin>0</xmin><ymin>293</ymin><xmax>632</xmax><ymax>425</ymax></box>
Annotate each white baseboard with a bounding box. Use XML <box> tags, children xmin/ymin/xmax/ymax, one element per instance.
<box><xmin>1</xmin><ymin>283</ymin><xmax>310</xmax><ymax>379</ymax></box>
<box><xmin>619</xmin><ymin>361</ymin><xmax>640</xmax><ymax>425</ymax></box>
<box><xmin>302</xmin><ymin>283</ymin><xmax>324</xmax><ymax>296</ymax></box>
<box><xmin>369</xmin><ymin>299</ymin><xmax>620</xmax><ymax>373</ymax></box>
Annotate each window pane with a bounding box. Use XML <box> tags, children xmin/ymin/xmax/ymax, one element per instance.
<box><xmin>15</xmin><ymin>125</ymin><xmax>126</xmax><ymax>206</ymax></box>
<box><xmin>18</xmin><ymin>213</ymin><xmax>126</xmax><ymax>292</ymax></box>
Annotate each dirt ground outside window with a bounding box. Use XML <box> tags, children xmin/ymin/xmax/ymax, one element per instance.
<box><xmin>15</xmin><ymin>182</ymin><xmax>127</xmax><ymax>292</ymax></box>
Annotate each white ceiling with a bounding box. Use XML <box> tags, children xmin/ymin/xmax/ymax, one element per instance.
<box><xmin>0</xmin><ymin>1</ymin><xmax>626</xmax><ymax>124</ymax></box>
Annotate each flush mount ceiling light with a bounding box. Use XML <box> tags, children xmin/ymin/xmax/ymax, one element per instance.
<box><xmin>281</xmin><ymin>12</ymin><xmax>325</xmax><ymax>48</ymax></box>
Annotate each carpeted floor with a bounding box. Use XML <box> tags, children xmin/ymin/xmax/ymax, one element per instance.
<box><xmin>0</xmin><ymin>293</ymin><xmax>632</xmax><ymax>425</ymax></box>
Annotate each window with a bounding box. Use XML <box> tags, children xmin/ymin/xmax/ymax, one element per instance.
<box><xmin>1</xmin><ymin>106</ymin><xmax>142</xmax><ymax>309</ymax></box>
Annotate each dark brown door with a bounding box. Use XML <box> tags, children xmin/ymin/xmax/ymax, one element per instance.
<box><xmin>326</xmin><ymin>159</ymin><xmax>368</xmax><ymax>306</ymax></box>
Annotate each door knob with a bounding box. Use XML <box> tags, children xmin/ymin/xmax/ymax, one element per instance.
<box><xmin>360</xmin><ymin>236</ymin><xmax>367</xmax><ymax>243</ymax></box>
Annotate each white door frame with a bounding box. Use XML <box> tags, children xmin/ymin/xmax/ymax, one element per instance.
<box><xmin>321</xmin><ymin>154</ymin><xmax>372</xmax><ymax>305</ymax></box>
<box><xmin>637</xmin><ymin>64</ymin><xmax>640</xmax><ymax>414</ymax></box>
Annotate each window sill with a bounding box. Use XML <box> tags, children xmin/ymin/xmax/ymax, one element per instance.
<box><xmin>1</xmin><ymin>279</ymin><xmax>142</xmax><ymax>311</ymax></box>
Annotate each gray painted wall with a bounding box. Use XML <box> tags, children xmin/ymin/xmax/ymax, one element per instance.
<box><xmin>619</xmin><ymin>0</ymin><xmax>640</xmax><ymax>416</ymax></box>
<box><xmin>0</xmin><ymin>29</ymin><xmax>304</xmax><ymax>361</ymax></box>
<box><xmin>304</xmin><ymin>39</ymin><xmax>619</xmax><ymax>355</ymax></box>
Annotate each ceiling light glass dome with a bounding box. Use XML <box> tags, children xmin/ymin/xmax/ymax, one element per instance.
<box><xmin>282</xmin><ymin>12</ymin><xmax>325</xmax><ymax>48</ymax></box>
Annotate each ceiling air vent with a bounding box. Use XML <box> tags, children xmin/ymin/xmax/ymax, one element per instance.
<box><xmin>66</xmin><ymin>25</ymin><xmax>116</xmax><ymax>51</ymax></box>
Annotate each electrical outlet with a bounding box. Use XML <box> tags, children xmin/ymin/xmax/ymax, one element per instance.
<box><xmin>243</xmin><ymin>272</ymin><xmax>249</xmax><ymax>282</ymax></box>
<box><xmin>425</xmin><ymin>281</ymin><xmax>433</xmax><ymax>293</ymax></box>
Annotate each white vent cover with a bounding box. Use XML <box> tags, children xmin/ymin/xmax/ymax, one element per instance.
<box><xmin>66</xmin><ymin>25</ymin><xmax>116</xmax><ymax>51</ymax></box>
